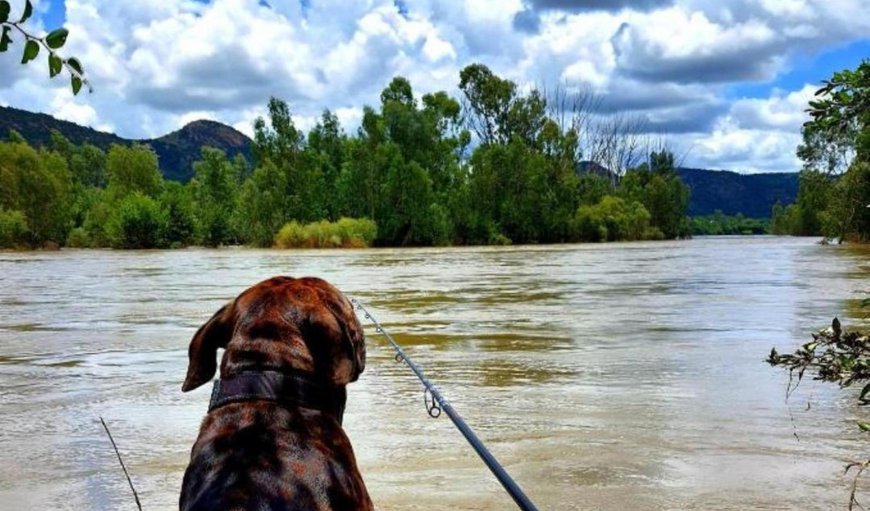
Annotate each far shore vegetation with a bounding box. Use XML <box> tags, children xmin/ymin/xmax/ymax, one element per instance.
<box><xmin>1</xmin><ymin>62</ymin><xmax>868</xmax><ymax>250</ymax></box>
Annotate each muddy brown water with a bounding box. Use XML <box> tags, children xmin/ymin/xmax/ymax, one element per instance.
<box><xmin>0</xmin><ymin>237</ymin><xmax>868</xmax><ymax>510</ymax></box>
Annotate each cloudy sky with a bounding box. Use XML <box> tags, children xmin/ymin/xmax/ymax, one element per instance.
<box><xmin>1</xmin><ymin>0</ymin><xmax>868</xmax><ymax>173</ymax></box>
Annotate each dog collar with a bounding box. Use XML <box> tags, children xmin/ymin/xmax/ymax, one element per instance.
<box><xmin>208</xmin><ymin>370</ymin><xmax>347</xmax><ymax>424</ymax></box>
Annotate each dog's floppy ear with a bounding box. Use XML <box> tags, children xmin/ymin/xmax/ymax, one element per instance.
<box><xmin>182</xmin><ymin>302</ymin><xmax>234</xmax><ymax>392</ymax></box>
<box><xmin>322</xmin><ymin>293</ymin><xmax>367</xmax><ymax>385</ymax></box>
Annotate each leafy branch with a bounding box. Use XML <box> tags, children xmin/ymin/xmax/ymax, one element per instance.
<box><xmin>768</xmin><ymin>313</ymin><xmax>870</xmax><ymax>510</ymax></box>
<box><xmin>0</xmin><ymin>0</ymin><xmax>91</xmax><ymax>94</ymax></box>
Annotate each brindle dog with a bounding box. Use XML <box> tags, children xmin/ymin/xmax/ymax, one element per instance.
<box><xmin>179</xmin><ymin>276</ymin><xmax>373</xmax><ymax>511</ymax></box>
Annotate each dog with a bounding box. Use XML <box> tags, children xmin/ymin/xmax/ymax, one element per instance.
<box><xmin>179</xmin><ymin>276</ymin><xmax>373</xmax><ymax>511</ymax></box>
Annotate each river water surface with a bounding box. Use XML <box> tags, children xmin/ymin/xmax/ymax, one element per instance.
<box><xmin>1</xmin><ymin>237</ymin><xmax>869</xmax><ymax>510</ymax></box>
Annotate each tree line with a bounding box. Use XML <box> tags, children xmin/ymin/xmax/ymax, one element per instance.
<box><xmin>0</xmin><ymin>64</ymin><xmax>693</xmax><ymax>249</ymax></box>
<box><xmin>771</xmin><ymin>60</ymin><xmax>870</xmax><ymax>242</ymax></box>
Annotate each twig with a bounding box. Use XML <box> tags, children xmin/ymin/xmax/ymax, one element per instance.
<box><xmin>1</xmin><ymin>20</ymin><xmax>93</xmax><ymax>93</ymax></box>
<box><xmin>99</xmin><ymin>416</ymin><xmax>142</xmax><ymax>511</ymax></box>
<box><xmin>846</xmin><ymin>459</ymin><xmax>870</xmax><ymax>511</ymax></box>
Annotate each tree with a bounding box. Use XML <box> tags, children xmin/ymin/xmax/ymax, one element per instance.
<box><xmin>619</xmin><ymin>151</ymin><xmax>690</xmax><ymax>239</ymax></box>
<box><xmin>106</xmin><ymin>144</ymin><xmax>162</xmax><ymax>200</ymax></box>
<box><xmin>823</xmin><ymin>161</ymin><xmax>870</xmax><ymax>242</ymax></box>
<box><xmin>306</xmin><ymin>110</ymin><xmax>347</xmax><ymax>220</ymax></box>
<box><xmin>189</xmin><ymin>147</ymin><xmax>239</xmax><ymax>246</ymax></box>
<box><xmin>160</xmin><ymin>181</ymin><xmax>197</xmax><ymax>247</ymax></box>
<box><xmin>0</xmin><ymin>140</ymin><xmax>72</xmax><ymax>245</ymax></box>
<box><xmin>106</xmin><ymin>192</ymin><xmax>167</xmax><ymax>249</ymax></box>
<box><xmin>805</xmin><ymin>60</ymin><xmax>870</xmax><ymax>166</ymax></box>
<box><xmin>797</xmin><ymin>60</ymin><xmax>870</xmax><ymax>242</ymax></box>
<box><xmin>0</xmin><ymin>207</ymin><xmax>27</xmax><ymax>247</ymax></box>
<box><xmin>253</xmin><ymin>97</ymin><xmax>324</xmax><ymax>222</ymax></box>
<box><xmin>234</xmin><ymin>161</ymin><xmax>290</xmax><ymax>247</ymax></box>
<box><xmin>0</xmin><ymin>0</ymin><xmax>90</xmax><ymax>94</ymax></box>
<box><xmin>571</xmin><ymin>195</ymin><xmax>653</xmax><ymax>242</ymax></box>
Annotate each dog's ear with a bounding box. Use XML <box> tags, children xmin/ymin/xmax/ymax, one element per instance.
<box><xmin>182</xmin><ymin>302</ymin><xmax>234</xmax><ymax>392</ymax></box>
<box><xmin>342</xmin><ymin>301</ymin><xmax>366</xmax><ymax>382</ymax></box>
<box><xmin>321</xmin><ymin>292</ymin><xmax>366</xmax><ymax>385</ymax></box>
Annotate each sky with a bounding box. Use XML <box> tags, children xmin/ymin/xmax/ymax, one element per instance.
<box><xmin>0</xmin><ymin>0</ymin><xmax>868</xmax><ymax>173</ymax></box>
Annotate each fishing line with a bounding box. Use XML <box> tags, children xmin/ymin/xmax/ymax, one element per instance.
<box><xmin>352</xmin><ymin>298</ymin><xmax>540</xmax><ymax>511</ymax></box>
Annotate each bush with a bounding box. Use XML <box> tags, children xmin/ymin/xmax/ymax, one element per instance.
<box><xmin>571</xmin><ymin>196</ymin><xmax>652</xmax><ymax>242</ymax></box>
<box><xmin>106</xmin><ymin>193</ymin><xmax>168</xmax><ymax>249</ymax></box>
<box><xmin>274</xmin><ymin>217</ymin><xmax>377</xmax><ymax>248</ymax></box>
<box><xmin>0</xmin><ymin>209</ymin><xmax>29</xmax><ymax>248</ymax></box>
<box><xmin>66</xmin><ymin>227</ymin><xmax>91</xmax><ymax>248</ymax></box>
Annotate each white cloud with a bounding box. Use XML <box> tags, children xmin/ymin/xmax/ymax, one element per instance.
<box><xmin>727</xmin><ymin>85</ymin><xmax>815</xmax><ymax>130</ymax></box>
<box><xmin>683</xmin><ymin>86</ymin><xmax>817</xmax><ymax>172</ymax></box>
<box><xmin>0</xmin><ymin>0</ymin><xmax>867</xmax><ymax>173</ymax></box>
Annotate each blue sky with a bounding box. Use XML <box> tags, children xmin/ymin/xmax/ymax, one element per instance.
<box><xmin>1</xmin><ymin>0</ymin><xmax>868</xmax><ymax>173</ymax></box>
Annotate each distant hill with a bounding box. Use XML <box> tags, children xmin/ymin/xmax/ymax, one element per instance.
<box><xmin>0</xmin><ymin>106</ymin><xmax>252</xmax><ymax>181</ymax></box>
<box><xmin>1</xmin><ymin>106</ymin><xmax>798</xmax><ymax>217</ymax></box>
<box><xmin>677</xmin><ymin>167</ymin><xmax>798</xmax><ymax>218</ymax></box>
<box><xmin>147</xmin><ymin>120</ymin><xmax>252</xmax><ymax>181</ymax></box>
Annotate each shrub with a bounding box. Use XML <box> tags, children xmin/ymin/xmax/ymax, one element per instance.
<box><xmin>66</xmin><ymin>227</ymin><xmax>92</xmax><ymax>248</ymax></box>
<box><xmin>274</xmin><ymin>217</ymin><xmax>377</xmax><ymax>248</ymax></box>
<box><xmin>106</xmin><ymin>193</ymin><xmax>168</xmax><ymax>249</ymax></box>
<box><xmin>571</xmin><ymin>195</ymin><xmax>653</xmax><ymax>242</ymax></box>
<box><xmin>0</xmin><ymin>209</ymin><xmax>29</xmax><ymax>248</ymax></box>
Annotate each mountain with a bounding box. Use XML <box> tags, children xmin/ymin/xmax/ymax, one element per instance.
<box><xmin>0</xmin><ymin>106</ymin><xmax>252</xmax><ymax>181</ymax></box>
<box><xmin>148</xmin><ymin>120</ymin><xmax>252</xmax><ymax>181</ymax></box>
<box><xmin>677</xmin><ymin>167</ymin><xmax>799</xmax><ymax>218</ymax></box>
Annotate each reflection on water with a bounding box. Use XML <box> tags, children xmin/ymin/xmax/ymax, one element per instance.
<box><xmin>0</xmin><ymin>237</ymin><xmax>868</xmax><ymax>510</ymax></box>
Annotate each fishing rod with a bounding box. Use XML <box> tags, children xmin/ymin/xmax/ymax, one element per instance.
<box><xmin>351</xmin><ymin>298</ymin><xmax>540</xmax><ymax>511</ymax></box>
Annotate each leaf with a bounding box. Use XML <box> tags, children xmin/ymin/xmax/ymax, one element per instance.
<box><xmin>71</xmin><ymin>75</ymin><xmax>82</xmax><ymax>95</ymax></box>
<box><xmin>858</xmin><ymin>421</ymin><xmax>870</xmax><ymax>432</ymax></box>
<box><xmin>861</xmin><ymin>298</ymin><xmax>870</xmax><ymax>308</ymax></box>
<box><xmin>45</xmin><ymin>28</ymin><xmax>68</xmax><ymax>50</ymax></box>
<box><xmin>860</xmin><ymin>383</ymin><xmax>870</xmax><ymax>405</ymax></box>
<box><xmin>67</xmin><ymin>57</ymin><xmax>83</xmax><ymax>75</ymax></box>
<box><xmin>19</xmin><ymin>0</ymin><xmax>31</xmax><ymax>23</ymax></box>
<box><xmin>48</xmin><ymin>53</ymin><xmax>61</xmax><ymax>78</ymax></box>
<box><xmin>0</xmin><ymin>1</ymin><xmax>9</xmax><ymax>23</ymax></box>
<box><xmin>20</xmin><ymin>39</ymin><xmax>38</xmax><ymax>64</ymax></box>
<box><xmin>0</xmin><ymin>27</ymin><xmax>10</xmax><ymax>53</ymax></box>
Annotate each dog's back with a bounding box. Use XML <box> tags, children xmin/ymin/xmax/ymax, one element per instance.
<box><xmin>181</xmin><ymin>405</ymin><xmax>371</xmax><ymax>511</ymax></box>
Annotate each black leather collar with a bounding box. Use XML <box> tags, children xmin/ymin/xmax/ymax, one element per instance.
<box><xmin>208</xmin><ymin>370</ymin><xmax>347</xmax><ymax>424</ymax></box>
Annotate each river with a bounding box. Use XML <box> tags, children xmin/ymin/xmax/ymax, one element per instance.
<box><xmin>0</xmin><ymin>237</ymin><xmax>868</xmax><ymax>510</ymax></box>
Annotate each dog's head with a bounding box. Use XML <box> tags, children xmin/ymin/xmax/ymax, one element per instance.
<box><xmin>182</xmin><ymin>276</ymin><xmax>366</xmax><ymax>392</ymax></box>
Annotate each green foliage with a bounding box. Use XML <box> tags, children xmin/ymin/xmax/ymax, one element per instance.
<box><xmin>65</xmin><ymin>226</ymin><xmax>90</xmax><ymax>248</ymax></box>
<box><xmin>274</xmin><ymin>218</ymin><xmax>377</xmax><ymax>248</ymax></box>
<box><xmin>622</xmin><ymin>151</ymin><xmax>691</xmax><ymax>239</ymax></box>
<box><xmin>0</xmin><ymin>66</ymin><xmax>696</xmax><ymax>250</ymax></box>
<box><xmin>106</xmin><ymin>144</ymin><xmax>163</xmax><ymax>199</ymax></box>
<box><xmin>571</xmin><ymin>195</ymin><xmax>653</xmax><ymax>242</ymax></box>
<box><xmin>0</xmin><ymin>208</ymin><xmax>28</xmax><ymax>248</ymax></box>
<box><xmin>768</xmin><ymin>317</ymin><xmax>869</xmax><ymax>409</ymax></box>
<box><xmin>190</xmin><ymin>147</ymin><xmax>238</xmax><ymax>246</ymax></box>
<box><xmin>805</xmin><ymin>59</ymin><xmax>870</xmax><ymax>165</ymax></box>
<box><xmin>0</xmin><ymin>0</ymin><xmax>90</xmax><ymax>94</ymax></box>
<box><xmin>822</xmin><ymin>161</ymin><xmax>870</xmax><ymax>242</ymax></box>
<box><xmin>106</xmin><ymin>193</ymin><xmax>167</xmax><ymax>249</ymax></box>
<box><xmin>234</xmin><ymin>160</ymin><xmax>290</xmax><ymax>247</ymax></box>
<box><xmin>690</xmin><ymin>211</ymin><xmax>769</xmax><ymax>235</ymax></box>
<box><xmin>795</xmin><ymin>59</ymin><xmax>870</xmax><ymax>242</ymax></box>
<box><xmin>160</xmin><ymin>181</ymin><xmax>196</xmax><ymax>247</ymax></box>
<box><xmin>0</xmin><ymin>140</ymin><xmax>72</xmax><ymax>245</ymax></box>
